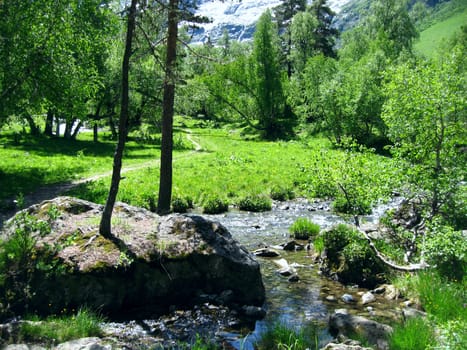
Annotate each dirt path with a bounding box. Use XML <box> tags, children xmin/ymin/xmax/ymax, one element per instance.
<box><xmin>0</xmin><ymin>131</ymin><xmax>203</xmax><ymax>228</ymax></box>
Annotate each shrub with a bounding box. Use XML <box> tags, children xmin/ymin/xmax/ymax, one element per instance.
<box><xmin>289</xmin><ymin>218</ymin><xmax>320</xmax><ymax>240</ymax></box>
<box><xmin>19</xmin><ymin>308</ymin><xmax>103</xmax><ymax>345</ymax></box>
<box><xmin>202</xmin><ymin>197</ymin><xmax>229</xmax><ymax>214</ymax></box>
<box><xmin>332</xmin><ymin>196</ymin><xmax>371</xmax><ymax>215</ymax></box>
<box><xmin>270</xmin><ymin>185</ymin><xmax>295</xmax><ymax>201</ymax></box>
<box><xmin>340</xmin><ymin>240</ymin><xmax>386</xmax><ymax>288</ymax></box>
<box><xmin>424</xmin><ymin>219</ymin><xmax>467</xmax><ymax>281</ymax></box>
<box><xmin>322</xmin><ymin>224</ymin><xmax>359</xmax><ymax>259</ymax></box>
<box><xmin>237</xmin><ymin>195</ymin><xmax>272</xmax><ymax>212</ymax></box>
<box><xmin>0</xmin><ymin>212</ymin><xmax>45</xmax><ymax>318</ymax></box>
<box><xmin>312</xmin><ymin>235</ymin><xmax>325</xmax><ymax>255</ymax></box>
<box><xmin>172</xmin><ymin>196</ymin><xmax>193</xmax><ymax>213</ymax></box>
<box><xmin>389</xmin><ymin>317</ymin><xmax>434</xmax><ymax>350</ymax></box>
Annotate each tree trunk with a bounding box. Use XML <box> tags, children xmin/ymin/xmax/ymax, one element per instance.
<box><xmin>157</xmin><ymin>0</ymin><xmax>179</xmax><ymax>215</ymax></box>
<box><xmin>25</xmin><ymin>114</ymin><xmax>40</xmax><ymax>135</ymax></box>
<box><xmin>55</xmin><ymin>116</ymin><xmax>60</xmax><ymax>137</ymax></box>
<box><xmin>93</xmin><ymin>123</ymin><xmax>99</xmax><ymax>143</ymax></box>
<box><xmin>109</xmin><ymin>114</ymin><xmax>117</xmax><ymax>140</ymax></box>
<box><xmin>64</xmin><ymin>118</ymin><xmax>74</xmax><ymax>139</ymax></box>
<box><xmin>71</xmin><ymin>120</ymin><xmax>83</xmax><ymax>140</ymax></box>
<box><xmin>99</xmin><ymin>0</ymin><xmax>138</xmax><ymax>237</ymax></box>
<box><xmin>44</xmin><ymin>110</ymin><xmax>54</xmax><ymax>136</ymax></box>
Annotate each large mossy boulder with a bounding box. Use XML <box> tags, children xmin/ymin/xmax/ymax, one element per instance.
<box><xmin>0</xmin><ymin>197</ymin><xmax>265</xmax><ymax>318</ymax></box>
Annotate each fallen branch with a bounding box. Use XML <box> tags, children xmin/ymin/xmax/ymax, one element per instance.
<box><xmin>356</xmin><ymin>227</ymin><xmax>429</xmax><ymax>272</ymax></box>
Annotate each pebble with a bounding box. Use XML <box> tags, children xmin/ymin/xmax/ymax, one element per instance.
<box><xmin>341</xmin><ymin>294</ymin><xmax>355</xmax><ymax>303</ymax></box>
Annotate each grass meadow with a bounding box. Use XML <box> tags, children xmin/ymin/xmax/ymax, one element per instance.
<box><xmin>415</xmin><ymin>6</ymin><xmax>467</xmax><ymax>57</ymax></box>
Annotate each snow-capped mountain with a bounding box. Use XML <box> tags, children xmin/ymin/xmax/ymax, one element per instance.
<box><xmin>190</xmin><ymin>0</ymin><xmax>352</xmax><ymax>43</ymax></box>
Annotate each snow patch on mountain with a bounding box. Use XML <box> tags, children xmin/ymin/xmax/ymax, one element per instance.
<box><xmin>191</xmin><ymin>0</ymin><xmax>352</xmax><ymax>43</ymax></box>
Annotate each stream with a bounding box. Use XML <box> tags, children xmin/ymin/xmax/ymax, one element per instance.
<box><xmin>103</xmin><ymin>198</ymin><xmax>404</xmax><ymax>349</ymax></box>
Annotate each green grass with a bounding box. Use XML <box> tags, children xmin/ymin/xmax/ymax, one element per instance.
<box><xmin>390</xmin><ymin>271</ymin><xmax>467</xmax><ymax>349</ymax></box>
<box><xmin>256</xmin><ymin>322</ymin><xmax>319</xmax><ymax>350</ymax></box>
<box><xmin>0</xmin><ymin>129</ymin><xmax>197</xmax><ymax>203</ymax></box>
<box><xmin>289</xmin><ymin>218</ymin><xmax>320</xmax><ymax>240</ymax></box>
<box><xmin>66</xmin><ymin>127</ymin><xmax>397</xmax><ymax>213</ymax></box>
<box><xmin>19</xmin><ymin>308</ymin><xmax>104</xmax><ymax>345</ymax></box>
<box><xmin>414</xmin><ymin>6</ymin><xmax>467</xmax><ymax>58</ymax></box>
<box><xmin>389</xmin><ymin>317</ymin><xmax>435</xmax><ymax>350</ymax></box>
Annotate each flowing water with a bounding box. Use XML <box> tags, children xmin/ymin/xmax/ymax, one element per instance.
<box><xmin>202</xmin><ymin>198</ymin><xmax>404</xmax><ymax>349</ymax></box>
<box><xmin>103</xmin><ymin>198</ymin><xmax>404</xmax><ymax>348</ymax></box>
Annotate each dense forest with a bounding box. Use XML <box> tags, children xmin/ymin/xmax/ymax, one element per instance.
<box><xmin>0</xmin><ymin>0</ymin><xmax>466</xmax><ymax>349</ymax></box>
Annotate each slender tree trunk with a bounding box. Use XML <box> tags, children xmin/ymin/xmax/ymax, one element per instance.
<box><xmin>44</xmin><ymin>110</ymin><xmax>54</xmax><ymax>136</ymax></box>
<box><xmin>99</xmin><ymin>0</ymin><xmax>138</xmax><ymax>237</ymax></box>
<box><xmin>25</xmin><ymin>114</ymin><xmax>40</xmax><ymax>135</ymax></box>
<box><xmin>93</xmin><ymin>123</ymin><xmax>99</xmax><ymax>143</ymax></box>
<box><xmin>109</xmin><ymin>114</ymin><xmax>117</xmax><ymax>140</ymax></box>
<box><xmin>55</xmin><ymin>116</ymin><xmax>60</xmax><ymax>137</ymax></box>
<box><xmin>64</xmin><ymin>118</ymin><xmax>74</xmax><ymax>139</ymax></box>
<box><xmin>157</xmin><ymin>0</ymin><xmax>179</xmax><ymax>215</ymax></box>
<box><xmin>71</xmin><ymin>120</ymin><xmax>83</xmax><ymax>140</ymax></box>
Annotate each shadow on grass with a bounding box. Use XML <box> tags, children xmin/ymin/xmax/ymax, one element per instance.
<box><xmin>0</xmin><ymin>134</ymin><xmax>160</xmax><ymax>159</ymax></box>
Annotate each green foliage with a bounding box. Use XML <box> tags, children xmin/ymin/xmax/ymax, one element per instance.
<box><xmin>0</xmin><ymin>211</ymin><xmax>57</xmax><ymax>317</ymax></box>
<box><xmin>389</xmin><ymin>317</ymin><xmax>435</xmax><ymax>350</ymax></box>
<box><xmin>332</xmin><ymin>196</ymin><xmax>371</xmax><ymax>216</ymax></box>
<box><xmin>435</xmin><ymin>319</ymin><xmax>467</xmax><ymax>350</ymax></box>
<box><xmin>171</xmin><ymin>196</ymin><xmax>193</xmax><ymax>214</ymax></box>
<box><xmin>424</xmin><ymin>219</ymin><xmax>467</xmax><ymax>281</ymax></box>
<box><xmin>312</xmin><ymin>235</ymin><xmax>325</xmax><ymax>255</ymax></box>
<box><xmin>322</xmin><ymin>224</ymin><xmax>359</xmax><ymax>258</ymax></box>
<box><xmin>340</xmin><ymin>240</ymin><xmax>386</xmax><ymax>287</ymax></box>
<box><xmin>383</xmin><ymin>49</ymin><xmax>466</xmax><ymax>219</ymax></box>
<box><xmin>270</xmin><ymin>185</ymin><xmax>295</xmax><ymax>201</ymax></box>
<box><xmin>237</xmin><ymin>195</ymin><xmax>272</xmax><ymax>212</ymax></box>
<box><xmin>289</xmin><ymin>218</ymin><xmax>320</xmax><ymax>240</ymax></box>
<box><xmin>397</xmin><ymin>271</ymin><xmax>467</xmax><ymax>323</ymax></box>
<box><xmin>202</xmin><ymin>196</ymin><xmax>229</xmax><ymax>215</ymax></box>
<box><xmin>256</xmin><ymin>322</ymin><xmax>319</xmax><ymax>350</ymax></box>
<box><xmin>19</xmin><ymin>308</ymin><xmax>103</xmax><ymax>345</ymax></box>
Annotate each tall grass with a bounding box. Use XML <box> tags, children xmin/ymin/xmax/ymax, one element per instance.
<box><xmin>256</xmin><ymin>322</ymin><xmax>319</xmax><ymax>350</ymax></box>
<box><xmin>389</xmin><ymin>317</ymin><xmax>434</xmax><ymax>350</ymax></box>
<box><xmin>19</xmin><ymin>308</ymin><xmax>103</xmax><ymax>344</ymax></box>
<box><xmin>390</xmin><ymin>270</ymin><xmax>467</xmax><ymax>349</ymax></box>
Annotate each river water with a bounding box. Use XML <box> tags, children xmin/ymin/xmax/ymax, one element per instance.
<box><xmin>102</xmin><ymin>198</ymin><xmax>403</xmax><ymax>348</ymax></box>
<box><xmin>201</xmin><ymin>198</ymin><xmax>403</xmax><ymax>349</ymax></box>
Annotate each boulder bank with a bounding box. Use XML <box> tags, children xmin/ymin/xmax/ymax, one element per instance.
<box><xmin>1</xmin><ymin>197</ymin><xmax>265</xmax><ymax>318</ymax></box>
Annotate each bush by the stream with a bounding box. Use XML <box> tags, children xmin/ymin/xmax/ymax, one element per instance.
<box><xmin>289</xmin><ymin>218</ymin><xmax>320</xmax><ymax>240</ymax></box>
<box><xmin>321</xmin><ymin>224</ymin><xmax>387</xmax><ymax>288</ymax></box>
<box><xmin>424</xmin><ymin>219</ymin><xmax>466</xmax><ymax>281</ymax></box>
<box><xmin>202</xmin><ymin>196</ymin><xmax>229</xmax><ymax>214</ymax></box>
<box><xmin>256</xmin><ymin>322</ymin><xmax>319</xmax><ymax>350</ymax></box>
<box><xmin>270</xmin><ymin>185</ymin><xmax>295</xmax><ymax>201</ymax></box>
<box><xmin>237</xmin><ymin>195</ymin><xmax>272</xmax><ymax>212</ymax></box>
<box><xmin>171</xmin><ymin>196</ymin><xmax>193</xmax><ymax>213</ymax></box>
<box><xmin>332</xmin><ymin>196</ymin><xmax>372</xmax><ymax>215</ymax></box>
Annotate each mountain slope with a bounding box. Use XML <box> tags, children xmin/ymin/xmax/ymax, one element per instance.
<box><xmin>191</xmin><ymin>0</ymin><xmax>352</xmax><ymax>43</ymax></box>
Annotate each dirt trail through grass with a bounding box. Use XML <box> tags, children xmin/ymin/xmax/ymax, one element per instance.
<box><xmin>0</xmin><ymin>131</ymin><xmax>203</xmax><ymax>228</ymax></box>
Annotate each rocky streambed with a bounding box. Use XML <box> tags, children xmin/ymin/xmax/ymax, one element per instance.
<box><xmin>0</xmin><ymin>197</ymin><xmax>413</xmax><ymax>349</ymax></box>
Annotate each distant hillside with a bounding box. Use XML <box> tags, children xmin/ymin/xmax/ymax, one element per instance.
<box><xmin>415</xmin><ymin>5</ymin><xmax>467</xmax><ymax>57</ymax></box>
